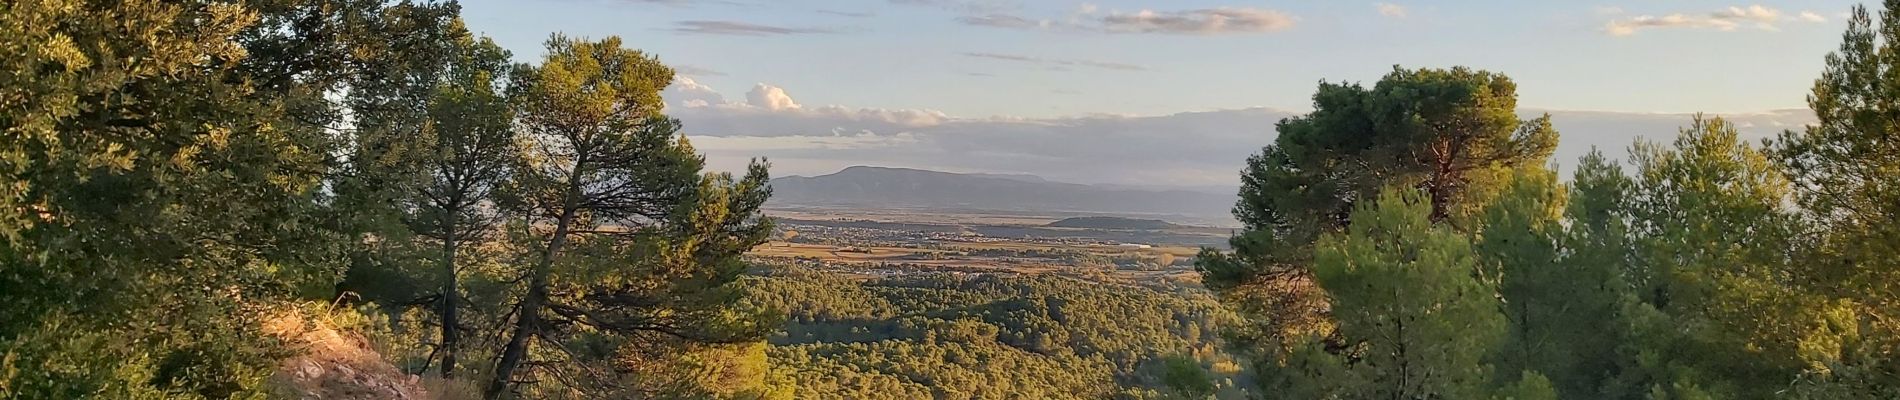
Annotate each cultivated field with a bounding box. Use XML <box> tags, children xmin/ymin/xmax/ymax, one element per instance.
<box><xmin>748</xmin><ymin>206</ymin><xmax>1221</xmax><ymax>284</ymax></box>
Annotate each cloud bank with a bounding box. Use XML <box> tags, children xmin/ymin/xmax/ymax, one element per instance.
<box><xmin>664</xmin><ymin>78</ymin><xmax>1815</xmax><ymax>188</ymax></box>
<box><xmin>906</xmin><ymin>2</ymin><xmax>1298</xmax><ymax>36</ymax></box>
<box><xmin>672</xmin><ymin>20</ymin><xmax>836</xmax><ymax>36</ymax></box>
<box><xmin>1096</xmin><ymin>7</ymin><xmax>1297</xmax><ymax>35</ymax></box>
<box><xmin>961</xmin><ymin>52</ymin><xmax>1148</xmax><ymax>71</ymax></box>
<box><xmin>1605</xmin><ymin>5</ymin><xmax>1829</xmax><ymax>36</ymax></box>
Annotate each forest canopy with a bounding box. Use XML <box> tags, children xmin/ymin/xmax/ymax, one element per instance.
<box><xmin>2</xmin><ymin>1</ymin><xmax>768</xmax><ymax>398</ymax></box>
<box><xmin>1196</xmin><ymin>4</ymin><xmax>1900</xmax><ymax>399</ymax></box>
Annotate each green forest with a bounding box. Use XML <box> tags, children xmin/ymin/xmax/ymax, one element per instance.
<box><xmin>4</xmin><ymin>0</ymin><xmax>1900</xmax><ymax>399</ymax></box>
<box><xmin>742</xmin><ymin>263</ymin><xmax>1243</xmax><ymax>399</ymax></box>
<box><xmin>1194</xmin><ymin>6</ymin><xmax>1900</xmax><ymax>399</ymax></box>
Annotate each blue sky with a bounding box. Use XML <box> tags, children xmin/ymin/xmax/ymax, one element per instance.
<box><xmin>456</xmin><ymin>0</ymin><xmax>1862</xmax><ymax>186</ymax></box>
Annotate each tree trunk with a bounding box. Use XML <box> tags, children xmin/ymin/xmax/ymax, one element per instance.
<box><xmin>484</xmin><ymin>200</ymin><xmax>579</xmax><ymax>399</ymax></box>
<box><xmin>1426</xmin><ymin>136</ymin><xmax>1468</xmax><ymax>223</ymax></box>
<box><xmin>439</xmin><ymin>208</ymin><xmax>460</xmax><ymax>378</ymax></box>
<box><xmin>1427</xmin><ymin>181</ymin><xmax>1451</xmax><ymax>222</ymax></box>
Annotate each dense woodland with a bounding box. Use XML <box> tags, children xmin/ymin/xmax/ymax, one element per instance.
<box><xmin>5</xmin><ymin>0</ymin><xmax>1900</xmax><ymax>399</ymax></box>
<box><xmin>1196</xmin><ymin>4</ymin><xmax>1900</xmax><ymax>399</ymax></box>
<box><xmin>2</xmin><ymin>1</ymin><xmax>772</xmax><ymax>398</ymax></box>
<box><xmin>740</xmin><ymin>264</ymin><xmax>1244</xmax><ymax>399</ymax></box>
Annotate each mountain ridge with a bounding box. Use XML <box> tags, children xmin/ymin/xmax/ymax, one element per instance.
<box><xmin>768</xmin><ymin>166</ymin><xmax>1236</xmax><ymax>219</ymax></box>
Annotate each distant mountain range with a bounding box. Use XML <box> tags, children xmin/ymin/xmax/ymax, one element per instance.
<box><xmin>1045</xmin><ymin>216</ymin><xmax>1180</xmax><ymax>230</ymax></box>
<box><xmin>768</xmin><ymin>166</ymin><xmax>1236</xmax><ymax>219</ymax></box>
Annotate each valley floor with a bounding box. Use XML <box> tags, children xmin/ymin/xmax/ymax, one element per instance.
<box><xmin>740</xmin><ymin>207</ymin><xmax>1250</xmax><ymax>399</ymax></box>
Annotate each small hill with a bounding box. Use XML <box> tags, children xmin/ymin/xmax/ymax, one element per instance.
<box><xmin>1046</xmin><ymin>216</ymin><xmax>1178</xmax><ymax>230</ymax></box>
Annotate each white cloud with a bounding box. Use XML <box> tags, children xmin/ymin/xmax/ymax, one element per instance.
<box><xmin>1606</xmin><ymin>14</ymin><xmax>1719</xmax><ymax>36</ymax></box>
<box><xmin>689</xmin><ymin>131</ymin><xmax>920</xmax><ymax>151</ymax></box>
<box><xmin>961</xmin><ymin>52</ymin><xmax>1148</xmax><ymax>71</ymax></box>
<box><xmin>1606</xmin><ymin>4</ymin><xmax>1830</xmax><ymax>36</ymax></box>
<box><xmin>958</xmin><ymin>13</ymin><xmax>1050</xmax><ymax>29</ymax></box>
<box><xmin>663</xmin><ymin>79</ymin><xmax>948</xmax><ymax>130</ymax></box>
<box><xmin>1716</xmin><ymin>5</ymin><xmax>1782</xmax><ymax>23</ymax></box>
<box><xmin>1098</xmin><ymin>7</ymin><xmax>1296</xmax><ymax>34</ymax></box>
<box><xmin>815</xmin><ymin>106</ymin><xmax>949</xmax><ymax>126</ymax></box>
<box><xmin>1376</xmin><ymin>3</ymin><xmax>1407</xmax><ymax>18</ymax></box>
<box><xmin>662</xmin><ymin>76</ymin><xmax>727</xmax><ymax>108</ymax></box>
<box><xmin>746</xmin><ymin>83</ymin><xmax>802</xmax><ymax>111</ymax></box>
<box><xmin>671</xmin><ymin>20</ymin><xmax>836</xmax><ymax>36</ymax></box>
<box><xmin>940</xmin><ymin>5</ymin><xmax>1297</xmax><ymax>35</ymax></box>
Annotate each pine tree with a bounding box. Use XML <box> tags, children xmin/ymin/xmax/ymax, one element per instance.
<box><xmin>1309</xmin><ymin>188</ymin><xmax>1507</xmax><ymax>399</ymax></box>
<box><xmin>319</xmin><ymin>3</ymin><xmax>512</xmax><ymax>378</ymax></box>
<box><xmin>1623</xmin><ymin>116</ymin><xmax>1849</xmax><ymax>398</ymax></box>
<box><xmin>1476</xmin><ymin>166</ymin><xmax>1628</xmax><ymax>396</ymax></box>
<box><xmin>1199</xmin><ymin>67</ymin><xmax>1557</xmax><ymax>390</ymax></box>
<box><xmin>1205</xmin><ymin>66</ymin><xmax>1559</xmax><ymax>289</ymax></box>
<box><xmin>483</xmin><ymin>35</ymin><xmax>775</xmax><ymax>398</ymax></box>
<box><xmin>1772</xmin><ymin>3</ymin><xmax>1900</xmax><ymax>395</ymax></box>
<box><xmin>412</xmin><ymin>28</ymin><xmax>515</xmax><ymax>379</ymax></box>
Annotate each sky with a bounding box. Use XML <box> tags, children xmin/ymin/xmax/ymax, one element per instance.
<box><xmin>458</xmin><ymin>0</ymin><xmax>1863</xmax><ymax>188</ymax></box>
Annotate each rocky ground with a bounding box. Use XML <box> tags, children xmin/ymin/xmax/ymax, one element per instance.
<box><xmin>265</xmin><ymin>311</ymin><xmax>431</xmax><ymax>400</ymax></box>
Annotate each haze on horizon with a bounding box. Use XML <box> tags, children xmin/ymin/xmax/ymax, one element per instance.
<box><xmin>459</xmin><ymin>0</ymin><xmax>1859</xmax><ymax>187</ymax></box>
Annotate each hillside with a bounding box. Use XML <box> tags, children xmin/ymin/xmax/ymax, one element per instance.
<box><xmin>769</xmin><ymin>166</ymin><xmax>1235</xmax><ymax>219</ymax></box>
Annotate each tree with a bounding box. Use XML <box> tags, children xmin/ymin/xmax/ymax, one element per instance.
<box><xmin>411</xmin><ymin>28</ymin><xmax>515</xmax><ymax>379</ymax></box>
<box><xmin>1201</xmin><ymin>65</ymin><xmax>1556</xmax><ymax>289</ymax></box>
<box><xmin>1622</xmin><ymin>116</ymin><xmax>1850</xmax><ymax>398</ymax></box>
<box><xmin>1772</xmin><ymin>4</ymin><xmax>1900</xmax><ymax>394</ymax></box>
<box><xmin>316</xmin><ymin>2</ymin><xmax>513</xmax><ymax>378</ymax></box>
<box><xmin>1475</xmin><ymin>166</ymin><xmax>1627</xmax><ymax>396</ymax></box>
<box><xmin>1158</xmin><ymin>355</ymin><xmax>1215</xmax><ymax>399</ymax></box>
<box><xmin>0</xmin><ymin>0</ymin><xmax>377</xmax><ymax>395</ymax></box>
<box><xmin>1474</xmin><ymin>168</ymin><xmax>1564</xmax><ymax>379</ymax></box>
<box><xmin>327</xmin><ymin>0</ymin><xmax>467</xmax><ymax>244</ymax></box>
<box><xmin>1308</xmin><ymin>188</ymin><xmax>1506</xmax><ymax>399</ymax></box>
<box><xmin>1198</xmin><ymin>67</ymin><xmax>1555</xmax><ymax>386</ymax></box>
<box><xmin>484</xmin><ymin>35</ymin><xmax>775</xmax><ymax>398</ymax></box>
<box><xmin>1493</xmin><ymin>371</ymin><xmax>1558</xmax><ymax>400</ymax></box>
<box><xmin>1369</xmin><ymin>68</ymin><xmax>1560</xmax><ymax>223</ymax></box>
<box><xmin>1554</xmin><ymin>150</ymin><xmax>1646</xmax><ymax>397</ymax></box>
